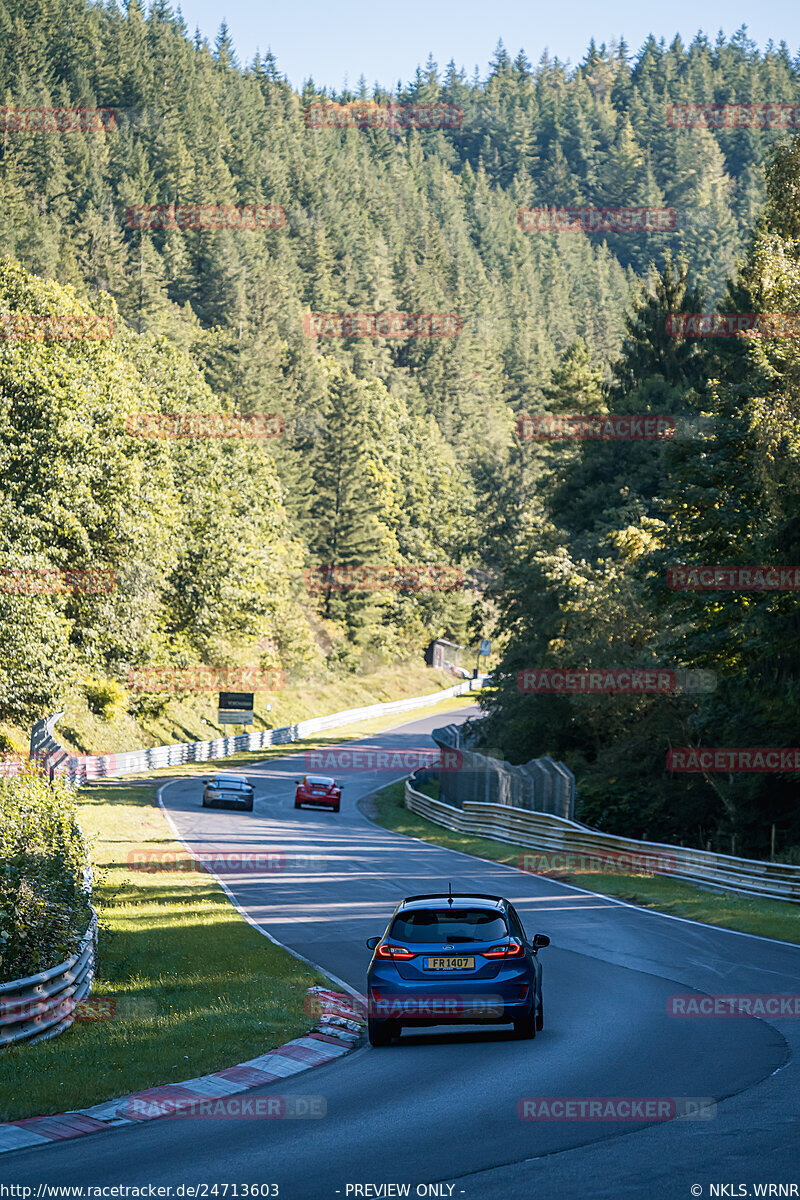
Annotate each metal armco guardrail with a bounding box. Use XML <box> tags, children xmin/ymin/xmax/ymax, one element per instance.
<box><xmin>28</xmin><ymin>677</ymin><xmax>488</xmax><ymax>786</ymax></box>
<box><xmin>0</xmin><ymin>912</ymin><xmax>98</xmax><ymax>1046</ymax></box>
<box><xmin>2</xmin><ymin>680</ymin><xmax>485</xmax><ymax>1047</ymax></box>
<box><xmin>404</xmin><ymin>781</ymin><xmax>800</xmax><ymax>903</ymax></box>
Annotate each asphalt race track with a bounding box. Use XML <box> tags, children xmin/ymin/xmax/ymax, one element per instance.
<box><xmin>4</xmin><ymin>705</ymin><xmax>799</xmax><ymax>1200</ymax></box>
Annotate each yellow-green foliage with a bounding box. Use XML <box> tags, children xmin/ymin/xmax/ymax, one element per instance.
<box><xmin>0</xmin><ymin>769</ymin><xmax>91</xmax><ymax>982</ymax></box>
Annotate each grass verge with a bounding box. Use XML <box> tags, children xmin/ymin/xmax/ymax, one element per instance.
<box><xmin>370</xmin><ymin>781</ymin><xmax>800</xmax><ymax>945</ymax></box>
<box><xmin>0</xmin><ymin>665</ymin><xmax>464</xmax><ymax>759</ymax></box>
<box><xmin>0</xmin><ymin>781</ymin><xmax>330</xmax><ymax>1123</ymax></box>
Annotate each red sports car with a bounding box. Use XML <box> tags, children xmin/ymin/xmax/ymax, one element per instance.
<box><xmin>294</xmin><ymin>774</ymin><xmax>341</xmax><ymax>812</ymax></box>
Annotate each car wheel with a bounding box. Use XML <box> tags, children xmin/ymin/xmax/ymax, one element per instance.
<box><xmin>367</xmin><ymin>1017</ymin><xmax>395</xmax><ymax>1047</ymax></box>
<box><xmin>536</xmin><ymin>997</ymin><xmax>544</xmax><ymax>1031</ymax></box>
<box><xmin>244</xmin><ymin>802</ymin><xmax>254</xmax><ymax>812</ymax></box>
<box><xmin>294</xmin><ymin>801</ymin><xmax>301</xmax><ymax>809</ymax></box>
<box><xmin>202</xmin><ymin>797</ymin><xmax>208</xmax><ymax>807</ymax></box>
<box><xmin>513</xmin><ymin>1009</ymin><xmax>536</xmax><ymax>1040</ymax></box>
<box><xmin>333</xmin><ymin>804</ymin><xmax>340</xmax><ymax>813</ymax></box>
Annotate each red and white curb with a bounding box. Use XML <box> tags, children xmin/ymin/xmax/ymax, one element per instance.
<box><xmin>0</xmin><ymin>989</ymin><xmax>364</xmax><ymax>1155</ymax></box>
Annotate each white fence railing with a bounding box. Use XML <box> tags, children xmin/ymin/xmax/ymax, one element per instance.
<box><xmin>404</xmin><ymin>781</ymin><xmax>800</xmax><ymax>903</ymax></box>
<box><xmin>30</xmin><ymin>677</ymin><xmax>488</xmax><ymax>786</ymax></box>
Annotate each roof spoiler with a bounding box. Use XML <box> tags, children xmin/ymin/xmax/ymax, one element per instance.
<box><xmin>400</xmin><ymin>892</ymin><xmax>504</xmax><ymax>905</ymax></box>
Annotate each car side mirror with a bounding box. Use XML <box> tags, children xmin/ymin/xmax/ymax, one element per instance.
<box><xmin>533</xmin><ymin>933</ymin><xmax>550</xmax><ymax>949</ymax></box>
<box><xmin>294</xmin><ymin>780</ymin><xmax>300</xmax><ymax>785</ymax></box>
<box><xmin>365</xmin><ymin>936</ymin><xmax>381</xmax><ymax>950</ymax></box>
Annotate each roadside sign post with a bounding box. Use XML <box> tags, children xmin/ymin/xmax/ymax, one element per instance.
<box><xmin>476</xmin><ymin>639</ymin><xmax>491</xmax><ymax>678</ymax></box>
<box><xmin>217</xmin><ymin>691</ymin><xmax>255</xmax><ymax>732</ymax></box>
<box><xmin>217</xmin><ymin>711</ymin><xmax>254</xmax><ymax>725</ymax></box>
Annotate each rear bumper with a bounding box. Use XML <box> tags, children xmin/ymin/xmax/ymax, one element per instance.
<box><xmin>373</xmin><ymin>1001</ymin><xmax>532</xmax><ymax>1025</ymax></box>
<box><xmin>204</xmin><ymin>795</ymin><xmax>253</xmax><ymax>810</ymax></box>
<box><xmin>388</xmin><ymin>1012</ymin><xmax>528</xmax><ymax>1027</ymax></box>
<box><xmin>366</xmin><ymin>967</ymin><xmax>536</xmax><ymax>1025</ymax></box>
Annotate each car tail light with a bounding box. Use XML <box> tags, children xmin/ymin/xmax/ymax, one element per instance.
<box><xmin>375</xmin><ymin>943</ymin><xmax>416</xmax><ymax>960</ymax></box>
<box><xmin>483</xmin><ymin>938</ymin><xmax>525</xmax><ymax>959</ymax></box>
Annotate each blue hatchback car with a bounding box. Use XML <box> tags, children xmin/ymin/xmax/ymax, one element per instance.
<box><xmin>365</xmin><ymin>892</ymin><xmax>549</xmax><ymax>1046</ymax></box>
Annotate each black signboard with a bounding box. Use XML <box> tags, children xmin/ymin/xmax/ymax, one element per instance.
<box><xmin>218</xmin><ymin>692</ymin><xmax>255</xmax><ymax>711</ymax></box>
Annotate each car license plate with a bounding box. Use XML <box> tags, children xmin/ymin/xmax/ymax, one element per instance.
<box><xmin>424</xmin><ymin>956</ymin><xmax>475</xmax><ymax>970</ymax></box>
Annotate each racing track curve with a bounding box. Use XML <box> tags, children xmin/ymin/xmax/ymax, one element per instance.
<box><xmin>4</xmin><ymin>705</ymin><xmax>798</xmax><ymax>1200</ymax></box>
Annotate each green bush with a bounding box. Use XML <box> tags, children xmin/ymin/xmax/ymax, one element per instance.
<box><xmin>84</xmin><ymin>679</ymin><xmax>127</xmax><ymax>721</ymax></box>
<box><xmin>128</xmin><ymin>693</ymin><xmax>170</xmax><ymax>719</ymax></box>
<box><xmin>326</xmin><ymin>642</ymin><xmax>360</xmax><ymax>674</ymax></box>
<box><xmin>0</xmin><ymin>769</ymin><xmax>91</xmax><ymax>983</ymax></box>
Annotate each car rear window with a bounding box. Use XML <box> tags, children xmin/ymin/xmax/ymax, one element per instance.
<box><xmin>390</xmin><ymin>908</ymin><xmax>509</xmax><ymax>944</ymax></box>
